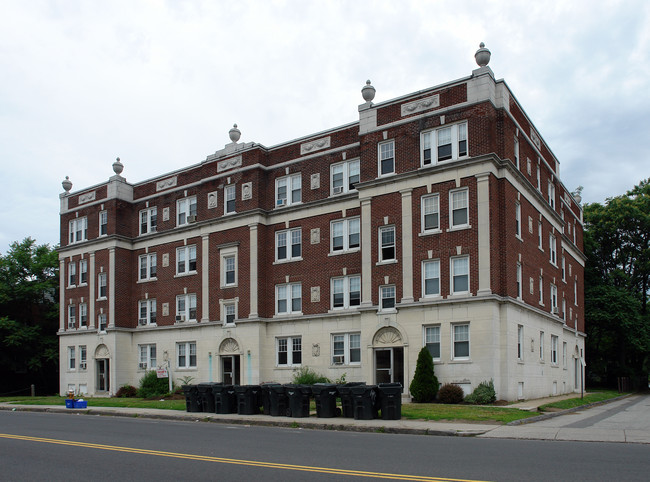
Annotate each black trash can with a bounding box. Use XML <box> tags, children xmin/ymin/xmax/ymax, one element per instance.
<box><xmin>285</xmin><ymin>384</ymin><xmax>312</xmax><ymax>418</ymax></box>
<box><xmin>351</xmin><ymin>384</ymin><xmax>379</xmax><ymax>420</ymax></box>
<box><xmin>261</xmin><ymin>383</ymin><xmax>282</xmax><ymax>415</ymax></box>
<box><xmin>182</xmin><ymin>385</ymin><xmax>202</xmax><ymax>412</ymax></box>
<box><xmin>235</xmin><ymin>385</ymin><xmax>261</xmax><ymax>415</ymax></box>
<box><xmin>197</xmin><ymin>382</ymin><xmax>221</xmax><ymax>413</ymax></box>
<box><xmin>268</xmin><ymin>384</ymin><xmax>290</xmax><ymax>417</ymax></box>
<box><xmin>337</xmin><ymin>382</ymin><xmax>364</xmax><ymax>418</ymax></box>
<box><xmin>311</xmin><ymin>383</ymin><xmax>338</xmax><ymax>418</ymax></box>
<box><xmin>213</xmin><ymin>384</ymin><xmax>237</xmax><ymax>414</ymax></box>
<box><xmin>377</xmin><ymin>383</ymin><xmax>403</xmax><ymax>420</ymax></box>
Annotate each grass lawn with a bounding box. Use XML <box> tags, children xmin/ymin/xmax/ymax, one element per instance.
<box><xmin>0</xmin><ymin>396</ymin><xmax>187</xmax><ymax>411</ymax></box>
<box><xmin>538</xmin><ymin>390</ymin><xmax>624</xmax><ymax>411</ymax></box>
<box><xmin>400</xmin><ymin>403</ymin><xmax>538</xmax><ymax>424</ymax></box>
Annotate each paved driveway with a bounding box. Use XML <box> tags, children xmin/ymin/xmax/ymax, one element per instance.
<box><xmin>481</xmin><ymin>394</ymin><xmax>650</xmax><ymax>443</ymax></box>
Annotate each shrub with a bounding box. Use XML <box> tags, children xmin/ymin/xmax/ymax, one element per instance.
<box><xmin>116</xmin><ymin>384</ymin><xmax>137</xmax><ymax>398</ymax></box>
<box><xmin>465</xmin><ymin>379</ymin><xmax>497</xmax><ymax>405</ymax></box>
<box><xmin>292</xmin><ymin>366</ymin><xmax>331</xmax><ymax>384</ymax></box>
<box><xmin>437</xmin><ymin>383</ymin><xmax>464</xmax><ymax>404</ymax></box>
<box><xmin>409</xmin><ymin>347</ymin><xmax>439</xmax><ymax>402</ymax></box>
<box><xmin>138</xmin><ymin>370</ymin><xmax>171</xmax><ymax>398</ymax></box>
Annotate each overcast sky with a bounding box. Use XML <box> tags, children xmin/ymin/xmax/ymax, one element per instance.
<box><xmin>1</xmin><ymin>0</ymin><xmax>648</xmax><ymax>254</ymax></box>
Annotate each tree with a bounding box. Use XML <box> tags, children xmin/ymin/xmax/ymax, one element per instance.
<box><xmin>409</xmin><ymin>347</ymin><xmax>439</xmax><ymax>402</ymax></box>
<box><xmin>584</xmin><ymin>179</ymin><xmax>650</xmax><ymax>388</ymax></box>
<box><xmin>0</xmin><ymin>238</ymin><xmax>59</xmax><ymax>395</ymax></box>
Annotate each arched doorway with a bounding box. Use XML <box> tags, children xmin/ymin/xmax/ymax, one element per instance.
<box><xmin>372</xmin><ymin>327</ymin><xmax>404</xmax><ymax>387</ymax></box>
<box><xmin>219</xmin><ymin>338</ymin><xmax>241</xmax><ymax>385</ymax></box>
<box><xmin>94</xmin><ymin>344</ymin><xmax>110</xmax><ymax>393</ymax></box>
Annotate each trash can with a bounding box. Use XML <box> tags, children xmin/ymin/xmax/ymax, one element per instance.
<box><xmin>197</xmin><ymin>383</ymin><xmax>221</xmax><ymax>413</ymax></box>
<box><xmin>269</xmin><ymin>384</ymin><xmax>290</xmax><ymax>417</ymax></box>
<box><xmin>285</xmin><ymin>384</ymin><xmax>312</xmax><ymax>418</ymax></box>
<box><xmin>351</xmin><ymin>384</ymin><xmax>378</xmax><ymax>420</ymax></box>
<box><xmin>182</xmin><ymin>385</ymin><xmax>202</xmax><ymax>412</ymax></box>
<box><xmin>235</xmin><ymin>385</ymin><xmax>261</xmax><ymax>415</ymax></box>
<box><xmin>337</xmin><ymin>382</ymin><xmax>364</xmax><ymax>418</ymax></box>
<box><xmin>260</xmin><ymin>383</ymin><xmax>282</xmax><ymax>415</ymax></box>
<box><xmin>377</xmin><ymin>383</ymin><xmax>402</xmax><ymax>420</ymax></box>
<box><xmin>311</xmin><ymin>383</ymin><xmax>338</xmax><ymax>418</ymax></box>
<box><xmin>212</xmin><ymin>384</ymin><xmax>237</xmax><ymax>414</ymax></box>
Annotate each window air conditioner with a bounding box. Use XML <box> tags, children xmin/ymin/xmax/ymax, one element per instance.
<box><xmin>333</xmin><ymin>186</ymin><xmax>343</xmax><ymax>194</ymax></box>
<box><xmin>138</xmin><ymin>363</ymin><xmax>148</xmax><ymax>370</ymax></box>
<box><xmin>552</xmin><ymin>307</ymin><xmax>559</xmax><ymax>315</ymax></box>
<box><xmin>333</xmin><ymin>355</ymin><xmax>344</xmax><ymax>365</ymax></box>
<box><xmin>80</xmin><ymin>363</ymin><xmax>87</xmax><ymax>370</ymax></box>
<box><xmin>187</xmin><ymin>215</ymin><xmax>197</xmax><ymax>223</ymax></box>
<box><xmin>175</xmin><ymin>315</ymin><xmax>186</xmax><ymax>322</ymax></box>
<box><xmin>276</xmin><ymin>198</ymin><xmax>286</xmax><ymax>207</ymax></box>
<box><xmin>138</xmin><ymin>318</ymin><xmax>148</xmax><ymax>326</ymax></box>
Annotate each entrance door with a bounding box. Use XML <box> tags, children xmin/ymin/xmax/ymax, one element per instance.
<box><xmin>374</xmin><ymin>348</ymin><xmax>404</xmax><ymax>386</ymax></box>
<box><xmin>222</xmin><ymin>355</ymin><xmax>240</xmax><ymax>385</ymax></box>
<box><xmin>97</xmin><ymin>359</ymin><xmax>109</xmax><ymax>392</ymax></box>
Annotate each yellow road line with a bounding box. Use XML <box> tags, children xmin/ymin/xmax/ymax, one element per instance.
<box><xmin>0</xmin><ymin>433</ymin><xmax>490</xmax><ymax>482</ymax></box>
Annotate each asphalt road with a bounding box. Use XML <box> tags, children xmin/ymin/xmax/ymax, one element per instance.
<box><xmin>1</xmin><ymin>411</ymin><xmax>649</xmax><ymax>481</ymax></box>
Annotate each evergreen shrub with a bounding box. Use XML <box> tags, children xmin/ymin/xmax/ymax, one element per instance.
<box><xmin>409</xmin><ymin>347</ymin><xmax>439</xmax><ymax>402</ymax></box>
<box><xmin>465</xmin><ymin>379</ymin><xmax>497</xmax><ymax>405</ymax></box>
<box><xmin>437</xmin><ymin>383</ymin><xmax>464</xmax><ymax>404</ymax></box>
<box><xmin>116</xmin><ymin>384</ymin><xmax>137</xmax><ymax>398</ymax></box>
<box><xmin>138</xmin><ymin>370</ymin><xmax>171</xmax><ymax>398</ymax></box>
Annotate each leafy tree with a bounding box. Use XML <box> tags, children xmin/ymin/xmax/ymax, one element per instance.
<box><xmin>409</xmin><ymin>347</ymin><xmax>439</xmax><ymax>402</ymax></box>
<box><xmin>584</xmin><ymin>179</ymin><xmax>650</xmax><ymax>388</ymax></box>
<box><xmin>0</xmin><ymin>238</ymin><xmax>59</xmax><ymax>395</ymax></box>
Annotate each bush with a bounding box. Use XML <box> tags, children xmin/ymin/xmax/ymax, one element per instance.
<box><xmin>437</xmin><ymin>383</ymin><xmax>464</xmax><ymax>404</ymax></box>
<box><xmin>465</xmin><ymin>379</ymin><xmax>497</xmax><ymax>405</ymax></box>
<box><xmin>292</xmin><ymin>366</ymin><xmax>331</xmax><ymax>384</ymax></box>
<box><xmin>137</xmin><ymin>370</ymin><xmax>171</xmax><ymax>398</ymax></box>
<box><xmin>116</xmin><ymin>384</ymin><xmax>137</xmax><ymax>398</ymax></box>
<box><xmin>409</xmin><ymin>347</ymin><xmax>439</xmax><ymax>402</ymax></box>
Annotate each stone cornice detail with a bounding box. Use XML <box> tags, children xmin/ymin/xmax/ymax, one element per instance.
<box><xmin>218</xmin><ymin>155</ymin><xmax>242</xmax><ymax>172</ymax></box>
<box><xmin>156</xmin><ymin>176</ymin><xmax>177</xmax><ymax>192</ymax></box>
<box><xmin>300</xmin><ymin>136</ymin><xmax>330</xmax><ymax>155</ymax></box>
<box><xmin>401</xmin><ymin>94</ymin><xmax>440</xmax><ymax>116</ymax></box>
<box><xmin>78</xmin><ymin>191</ymin><xmax>96</xmax><ymax>204</ymax></box>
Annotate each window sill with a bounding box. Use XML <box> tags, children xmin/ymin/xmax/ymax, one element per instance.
<box><xmin>68</xmin><ymin>284</ymin><xmax>76</xmax><ymax>289</ymax></box>
<box><xmin>515</xmin><ymin>235</ymin><xmax>523</xmax><ymax>242</ymax></box>
<box><xmin>446</xmin><ymin>225</ymin><xmax>472</xmax><ymax>233</ymax></box>
<box><xmin>174</xmin><ymin>271</ymin><xmax>197</xmax><ymax>278</ymax></box>
<box><xmin>139</xmin><ymin>323</ymin><xmax>157</xmax><ymax>328</ymax></box>
<box><xmin>376</xmin><ymin>259</ymin><xmax>398</xmax><ymax>266</ymax></box>
<box><xmin>378</xmin><ymin>172</ymin><xmax>396</xmax><ymax>178</ymax></box>
<box><xmin>274</xmin><ymin>202</ymin><xmax>302</xmax><ymax>209</ymax></box>
<box><xmin>97</xmin><ymin>297</ymin><xmax>107</xmax><ymax>302</ymax></box>
<box><xmin>449</xmin><ymin>359</ymin><xmax>472</xmax><ymax>364</ymax></box>
<box><xmin>273</xmin><ymin>258</ymin><xmax>303</xmax><ymax>265</ymax></box>
<box><xmin>517</xmin><ymin>360</ymin><xmax>524</xmax><ymax>365</ymax></box>
<box><xmin>137</xmin><ymin>278</ymin><xmax>158</xmax><ymax>284</ymax></box>
<box><xmin>78</xmin><ymin>283</ymin><xmax>87</xmax><ymax>287</ymax></box>
<box><xmin>221</xmin><ymin>284</ymin><xmax>238</xmax><ymax>289</ymax></box>
<box><xmin>328</xmin><ymin>248</ymin><xmax>360</xmax><ymax>257</ymax></box>
<box><xmin>273</xmin><ymin>312</ymin><xmax>304</xmax><ymax>318</ymax></box>
<box><xmin>419</xmin><ymin>229</ymin><xmax>442</xmax><ymax>237</ymax></box>
<box><xmin>328</xmin><ymin>307</ymin><xmax>361</xmax><ymax>314</ymax></box>
<box><xmin>176</xmin><ymin>367</ymin><xmax>198</xmax><ymax>371</ymax></box>
<box><xmin>222</xmin><ymin>322</ymin><xmax>236</xmax><ymax>328</ymax></box>
<box><xmin>420</xmin><ymin>294</ymin><xmax>442</xmax><ymax>301</ymax></box>
<box><xmin>378</xmin><ymin>308</ymin><xmax>397</xmax><ymax>314</ymax></box>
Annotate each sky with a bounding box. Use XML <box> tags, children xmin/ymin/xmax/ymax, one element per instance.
<box><xmin>1</xmin><ymin>0</ymin><xmax>648</xmax><ymax>254</ymax></box>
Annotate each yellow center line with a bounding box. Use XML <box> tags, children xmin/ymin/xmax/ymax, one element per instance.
<box><xmin>0</xmin><ymin>433</ymin><xmax>490</xmax><ymax>482</ymax></box>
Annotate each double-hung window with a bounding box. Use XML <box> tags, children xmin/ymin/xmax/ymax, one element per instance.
<box><xmin>277</xmin><ymin>336</ymin><xmax>302</xmax><ymax>366</ymax></box>
<box><xmin>331</xmin><ymin>218</ymin><xmax>360</xmax><ymax>253</ymax></box>
<box><xmin>424</xmin><ymin>326</ymin><xmax>441</xmax><ymax>360</ymax></box>
<box><xmin>177</xmin><ymin>342</ymin><xmax>197</xmax><ymax>368</ymax></box>
<box><xmin>223</xmin><ymin>301</ymin><xmax>236</xmax><ymax>325</ymax></box>
<box><xmin>138</xmin><ymin>344</ymin><xmax>157</xmax><ymax>370</ymax></box>
<box><xmin>276</xmin><ymin>174</ymin><xmax>301</xmax><ymax>207</ymax></box>
<box><xmin>450</xmin><ymin>189</ymin><xmax>469</xmax><ymax>228</ymax></box>
<box><xmin>539</xmin><ymin>277</ymin><xmax>544</xmax><ymax>304</ymax></box>
<box><xmin>276</xmin><ymin>228</ymin><xmax>301</xmax><ymax>262</ymax></box>
<box><xmin>331</xmin><ymin>275</ymin><xmax>361</xmax><ymax>309</ymax></box>
<box><xmin>98</xmin><ymin>313</ymin><xmax>107</xmax><ymax>332</ymax></box>
<box><xmin>220</xmin><ymin>246</ymin><xmax>238</xmax><ymax>288</ymax></box>
<box><xmin>176</xmin><ymin>245</ymin><xmax>197</xmax><ymax>274</ymax></box>
<box><xmin>378</xmin><ymin>141</ymin><xmax>394</xmax><ymax>176</ymax></box>
<box><xmin>422</xmin><ymin>260</ymin><xmax>440</xmax><ymax>297</ymax></box>
<box><xmin>276</xmin><ymin>283</ymin><xmax>302</xmax><ymax>315</ymax></box>
<box><xmin>79</xmin><ymin>345</ymin><xmax>87</xmax><ymax>370</ymax></box>
<box><xmin>140</xmin><ymin>207</ymin><xmax>157</xmax><ymax>235</ymax></box>
<box><xmin>68</xmin><ymin>346</ymin><xmax>76</xmax><ymax>370</ymax></box>
<box><xmin>517</xmin><ymin>325</ymin><xmax>524</xmax><ymax>360</ymax></box>
<box><xmin>451</xmin><ymin>256</ymin><xmax>469</xmax><ymax>294</ymax></box>
<box><xmin>516</xmin><ymin>263</ymin><xmax>523</xmax><ymax>299</ymax></box>
<box><xmin>548</xmin><ymin>182</ymin><xmax>555</xmax><ymax>209</ymax></box>
<box><xmin>332</xmin><ymin>333</ymin><xmax>361</xmax><ymax>365</ymax></box>
<box><xmin>421</xmin><ymin>194</ymin><xmax>440</xmax><ymax>232</ymax></box>
<box><xmin>453</xmin><ymin>324</ymin><xmax>470</xmax><ymax>359</ymax></box>
<box><xmin>68</xmin><ymin>305</ymin><xmax>76</xmax><ymax>329</ymax></box>
<box><xmin>99</xmin><ymin>211</ymin><xmax>108</xmax><ymax>236</ymax></box>
<box><xmin>139</xmin><ymin>299</ymin><xmax>157</xmax><ymax>325</ymax></box>
<box><xmin>379</xmin><ymin>225</ymin><xmax>395</xmax><ymax>262</ymax></box>
<box><xmin>550</xmin><ymin>284</ymin><xmax>558</xmax><ymax>313</ymax></box>
<box><xmin>177</xmin><ymin>196</ymin><xmax>197</xmax><ymax>226</ymax></box>
<box><xmin>139</xmin><ymin>253</ymin><xmax>157</xmax><ymax>280</ymax></box>
<box><xmin>331</xmin><ymin>159</ymin><xmax>360</xmax><ymax>194</ymax></box>
<box><xmin>79</xmin><ymin>259</ymin><xmax>87</xmax><ymax>285</ymax></box>
<box><xmin>538</xmin><ymin>222</ymin><xmax>543</xmax><ymax>250</ymax></box>
<box><xmin>176</xmin><ymin>293</ymin><xmax>197</xmax><ymax>321</ymax></box>
<box><xmin>69</xmin><ymin>217</ymin><xmax>88</xmax><ymax>244</ymax></box>
<box><xmin>551</xmin><ymin>335</ymin><xmax>558</xmax><ymax>364</ymax></box>
<box><xmin>68</xmin><ymin>262</ymin><xmax>76</xmax><ymax>287</ymax></box>
<box><xmin>98</xmin><ymin>273</ymin><xmax>107</xmax><ymax>299</ymax></box>
<box><xmin>515</xmin><ymin>202</ymin><xmax>521</xmax><ymax>238</ymax></box>
<box><xmin>421</xmin><ymin>122</ymin><xmax>468</xmax><ymax>165</ymax></box>
<box><xmin>79</xmin><ymin>303</ymin><xmax>87</xmax><ymax>327</ymax></box>
<box><xmin>513</xmin><ymin>136</ymin><xmax>520</xmax><ymax>169</ymax></box>
<box><xmin>549</xmin><ymin>234</ymin><xmax>557</xmax><ymax>265</ymax></box>
<box><xmin>380</xmin><ymin>285</ymin><xmax>396</xmax><ymax>310</ymax></box>
<box><xmin>562</xmin><ymin>255</ymin><xmax>566</xmax><ymax>282</ymax></box>
<box><xmin>225</xmin><ymin>185</ymin><xmax>236</xmax><ymax>214</ymax></box>
<box><xmin>539</xmin><ymin>331</ymin><xmax>544</xmax><ymax>361</ymax></box>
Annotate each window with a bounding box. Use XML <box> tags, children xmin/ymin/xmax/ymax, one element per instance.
<box><xmin>513</xmin><ymin>136</ymin><xmax>519</xmax><ymax>169</ymax></box>
<box><xmin>79</xmin><ymin>345</ymin><xmax>87</xmax><ymax>370</ymax></box>
<box><xmin>177</xmin><ymin>342</ymin><xmax>197</xmax><ymax>368</ymax></box>
<box><xmin>516</xmin><ymin>263</ymin><xmax>522</xmax><ymax>299</ymax></box>
<box><xmin>538</xmin><ymin>222</ymin><xmax>543</xmax><ymax>250</ymax></box>
<box><xmin>562</xmin><ymin>298</ymin><xmax>567</xmax><ymax>321</ymax></box>
<box><xmin>539</xmin><ymin>332</ymin><xmax>545</xmax><ymax>360</ymax></box>
<box><xmin>424</xmin><ymin>326</ymin><xmax>441</xmax><ymax>360</ymax></box>
<box><xmin>450</xmin><ymin>189</ymin><xmax>469</xmax><ymax>228</ymax></box>
<box><xmin>139</xmin><ymin>253</ymin><xmax>157</xmax><ymax>280</ymax></box>
<box><xmin>79</xmin><ymin>259</ymin><xmax>87</xmax><ymax>285</ymax></box>
<box><xmin>140</xmin><ymin>207</ymin><xmax>157</xmax><ymax>235</ymax></box>
<box><xmin>176</xmin><ymin>294</ymin><xmax>197</xmax><ymax>321</ymax></box>
<box><xmin>331</xmin><ymin>275</ymin><xmax>361</xmax><ymax>309</ymax></box>
<box><xmin>276</xmin><ymin>283</ymin><xmax>302</xmax><ymax>314</ymax></box>
<box><xmin>551</xmin><ymin>335</ymin><xmax>558</xmax><ymax>364</ymax></box>
<box><xmin>548</xmin><ymin>182</ymin><xmax>555</xmax><ymax>209</ymax></box>
<box><xmin>380</xmin><ymin>285</ymin><xmax>396</xmax><ymax>310</ymax></box>
<box><xmin>225</xmin><ymin>185</ymin><xmax>236</xmax><ymax>214</ymax></box>
<box><xmin>98</xmin><ymin>273</ymin><xmax>107</xmax><ymax>299</ymax></box>
<box><xmin>220</xmin><ymin>247</ymin><xmax>238</xmax><ymax>288</ymax></box>
<box><xmin>563</xmin><ymin>342</ymin><xmax>567</xmax><ymax>368</ymax></box>
<box><xmin>276</xmin><ymin>228</ymin><xmax>302</xmax><ymax>262</ymax></box>
<box><xmin>69</xmin><ymin>217</ymin><xmax>87</xmax><ymax>244</ymax></box>
<box><xmin>331</xmin><ymin>159</ymin><xmax>360</xmax><ymax>194</ymax></box>
<box><xmin>539</xmin><ymin>276</ymin><xmax>544</xmax><ymax>304</ymax></box>
<box><xmin>453</xmin><ymin>324</ymin><xmax>470</xmax><ymax>359</ymax></box>
<box><xmin>550</xmin><ymin>284</ymin><xmax>558</xmax><ymax>313</ymax></box>
<box><xmin>276</xmin><ymin>174</ymin><xmax>301</xmax><ymax>206</ymax></box>
<box><xmin>79</xmin><ymin>303</ymin><xmax>87</xmax><ymax>327</ymax></box>
<box><xmin>223</xmin><ymin>302</ymin><xmax>236</xmax><ymax>325</ymax></box>
<box><xmin>139</xmin><ymin>344</ymin><xmax>157</xmax><ymax>370</ymax></box>
<box><xmin>98</xmin><ymin>313</ymin><xmax>107</xmax><ymax>332</ymax></box>
<box><xmin>515</xmin><ymin>202</ymin><xmax>521</xmax><ymax>238</ymax></box>
<box><xmin>68</xmin><ymin>262</ymin><xmax>76</xmax><ymax>286</ymax></box>
<box><xmin>378</xmin><ymin>140</ymin><xmax>394</xmax><ymax>175</ymax></box>
<box><xmin>176</xmin><ymin>245</ymin><xmax>197</xmax><ymax>274</ymax></box>
<box><xmin>138</xmin><ymin>299</ymin><xmax>157</xmax><ymax>325</ymax></box>
<box><xmin>332</xmin><ymin>333</ymin><xmax>361</xmax><ymax>365</ymax></box>
<box><xmin>422</xmin><ymin>194</ymin><xmax>440</xmax><ymax>232</ymax></box>
<box><xmin>331</xmin><ymin>218</ymin><xmax>360</xmax><ymax>252</ymax></box>
<box><xmin>421</xmin><ymin>123</ymin><xmax>468</xmax><ymax>165</ymax></box>
<box><xmin>451</xmin><ymin>256</ymin><xmax>469</xmax><ymax>294</ymax></box>
<box><xmin>422</xmin><ymin>260</ymin><xmax>440</xmax><ymax>297</ymax></box>
<box><xmin>517</xmin><ymin>325</ymin><xmax>524</xmax><ymax>360</ymax></box>
<box><xmin>574</xmin><ymin>278</ymin><xmax>578</xmax><ymax>306</ymax></box>
<box><xmin>67</xmin><ymin>305</ymin><xmax>76</xmax><ymax>329</ymax></box>
<box><xmin>549</xmin><ymin>234</ymin><xmax>557</xmax><ymax>265</ymax></box>
<box><xmin>562</xmin><ymin>255</ymin><xmax>566</xmax><ymax>282</ymax></box>
<box><xmin>68</xmin><ymin>346</ymin><xmax>76</xmax><ymax>370</ymax></box>
<box><xmin>536</xmin><ymin>164</ymin><xmax>541</xmax><ymax>191</ymax></box>
<box><xmin>277</xmin><ymin>336</ymin><xmax>302</xmax><ymax>366</ymax></box>
<box><xmin>177</xmin><ymin>196</ymin><xmax>197</xmax><ymax>226</ymax></box>
<box><xmin>99</xmin><ymin>211</ymin><xmax>108</xmax><ymax>236</ymax></box>
<box><xmin>379</xmin><ymin>225</ymin><xmax>395</xmax><ymax>262</ymax></box>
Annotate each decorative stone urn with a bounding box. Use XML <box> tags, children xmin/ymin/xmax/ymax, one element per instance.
<box><xmin>475</xmin><ymin>42</ymin><xmax>491</xmax><ymax>67</ymax></box>
<box><xmin>113</xmin><ymin>157</ymin><xmax>124</xmax><ymax>176</ymax></box>
<box><xmin>229</xmin><ymin>124</ymin><xmax>241</xmax><ymax>143</ymax></box>
<box><xmin>361</xmin><ymin>80</ymin><xmax>376</xmax><ymax>103</ymax></box>
<box><xmin>62</xmin><ymin>176</ymin><xmax>72</xmax><ymax>193</ymax></box>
